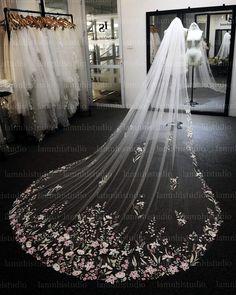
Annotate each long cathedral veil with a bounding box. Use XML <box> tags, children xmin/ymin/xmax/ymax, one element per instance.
<box><xmin>9</xmin><ymin>18</ymin><xmax>222</xmax><ymax>284</ymax></box>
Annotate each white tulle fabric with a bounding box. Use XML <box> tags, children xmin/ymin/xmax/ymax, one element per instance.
<box><xmin>217</xmin><ymin>32</ymin><xmax>231</xmax><ymax>60</ymax></box>
<box><xmin>150</xmin><ymin>31</ymin><xmax>161</xmax><ymax>63</ymax></box>
<box><xmin>5</xmin><ymin>27</ymin><xmax>80</xmax><ymax>139</ymax></box>
<box><xmin>9</xmin><ymin>18</ymin><xmax>222</xmax><ymax>283</ymax></box>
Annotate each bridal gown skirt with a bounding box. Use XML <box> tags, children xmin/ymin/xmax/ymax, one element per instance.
<box><xmin>9</xmin><ymin>113</ymin><xmax>222</xmax><ymax>284</ymax></box>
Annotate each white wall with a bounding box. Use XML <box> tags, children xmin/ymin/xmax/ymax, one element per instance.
<box><xmin>120</xmin><ymin>0</ymin><xmax>236</xmax><ymax>115</ymax></box>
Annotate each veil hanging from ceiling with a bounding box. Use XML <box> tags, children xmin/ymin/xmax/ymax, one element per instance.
<box><xmin>9</xmin><ymin>18</ymin><xmax>222</xmax><ymax>284</ymax></box>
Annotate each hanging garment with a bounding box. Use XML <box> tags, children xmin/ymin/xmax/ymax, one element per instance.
<box><xmin>4</xmin><ymin>25</ymin><xmax>80</xmax><ymax>140</ymax></box>
<box><xmin>47</xmin><ymin>28</ymin><xmax>80</xmax><ymax>125</ymax></box>
<box><xmin>9</xmin><ymin>18</ymin><xmax>222</xmax><ymax>284</ymax></box>
<box><xmin>8</xmin><ymin>30</ymin><xmax>35</xmax><ymax>115</ymax></box>
<box><xmin>150</xmin><ymin>31</ymin><xmax>161</xmax><ymax>63</ymax></box>
<box><xmin>217</xmin><ymin>32</ymin><xmax>231</xmax><ymax>60</ymax></box>
<box><xmin>28</xmin><ymin>28</ymin><xmax>61</xmax><ymax>109</ymax></box>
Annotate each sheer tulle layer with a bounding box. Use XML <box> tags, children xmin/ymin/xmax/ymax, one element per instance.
<box><xmin>6</xmin><ymin>27</ymin><xmax>80</xmax><ymax>140</ymax></box>
<box><xmin>9</xmin><ymin>18</ymin><xmax>222</xmax><ymax>284</ymax></box>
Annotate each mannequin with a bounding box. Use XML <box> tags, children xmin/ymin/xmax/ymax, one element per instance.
<box><xmin>186</xmin><ymin>23</ymin><xmax>203</xmax><ymax>106</ymax></box>
<box><xmin>186</xmin><ymin>22</ymin><xmax>203</xmax><ymax>66</ymax></box>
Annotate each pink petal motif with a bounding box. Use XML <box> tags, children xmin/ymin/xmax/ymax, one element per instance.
<box><xmin>105</xmin><ymin>274</ymin><xmax>117</xmax><ymax>284</ymax></box>
<box><xmin>180</xmin><ymin>262</ymin><xmax>189</xmax><ymax>271</ymax></box>
<box><xmin>145</xmin><ymin>266</ymin><xmax>157</xmax><ymax>275</ymax></box>
<box><xmin>130</xmin><ymin>271</ymin><xmax>140</xmax><ymax>279</ymax></box>
<box><xmin>91</xmin><ymin>241</ymin><xmax>99</xmax><ymax>248</ymax></box>
<box><xmin>85</xmin><ymin>261</ymin><xmax>95</xmax><ymax>271</ymax></box>
<box><xmin>115</xmin><ymin>272</ymin><xmax>126</xmax><ymax>279</ymax></box>
<box><xmin>168</xmin><ymin>265</ymin><xmax>179</xmax><ymax>274</ymax></box>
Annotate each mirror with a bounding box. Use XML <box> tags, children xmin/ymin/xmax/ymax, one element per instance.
<box><xmin>147</xmin><ymin>8</ymin><xmax>234</xmax><ymax>114</ymax></box>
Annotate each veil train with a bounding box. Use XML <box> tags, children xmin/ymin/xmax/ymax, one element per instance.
<box><xmin>9</xmin><ymin>18</ymin><xmax>222</xmax><ymax>284</ymax></box>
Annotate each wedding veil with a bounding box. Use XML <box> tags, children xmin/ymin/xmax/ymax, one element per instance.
<box><xmin>9</xmin><ymin>18</ymin><xmax>222</xmax><ymax>283</ymax></box>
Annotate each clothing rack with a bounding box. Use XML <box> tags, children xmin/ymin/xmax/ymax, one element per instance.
<box><xmin>3</xmin><ymin>7</ymin><xmax>74</xmax><ymax>40</ymax></box>
<box><xmin>2</xmin><ymin>4</ymin><xmax>92</xmax><ymax>126</ymax></box>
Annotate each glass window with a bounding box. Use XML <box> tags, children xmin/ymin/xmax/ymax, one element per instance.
<box><xmin>91</xmin><ymin>68</ymin><xmax>121</xmax><ymax>105</ymax></box>
<box><xmin>44</xmin><ymin>0</ymin><xmax>68</xmax><ymax>14</ymax></box>
<box><xmin>85</xmin><ymin>0</ymin><xmax>122</xmax><ymax>105</ymax></box>
<box><xmin>86</xmin><ymin>0</ymin><xmax>120</xmax><ymax>66</ymax></box>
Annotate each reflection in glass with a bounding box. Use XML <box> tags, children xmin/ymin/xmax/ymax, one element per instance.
<box><xmin>44</xmin><ymin>0</ymin><xmax>68</xmax><ymax>13</ymax></box>
<box><xmin>86</xmin><ymin>0</ymin><xmax>120</xmax><ymax>66</ymax></box>
<box><xmin>87</xmin><ymin>15</ymin><xmax>120</xmax><ymax>66</ymax></box>
<box><xmin>196</xmin><ymin>15</ymin><xmax>208</xmax><ymax>40</ymax></box>
<box><xmin>149</xmin><ymin>14</ymin><xmax>177</xmax><ymax>64</ymax></box>
<box><xmin>148</xmin><ymin>10</ymin><xmax>232</xmax><ymax>113</ymax></box>
<box><xmin>216</xmin><ymin>30</ymin><xmax>231</xmax><ymax>59</ymax></box>
<box><xmin>208</xmin><ymin>13</ymin><xmax>232</xmax><ymax>59</ymax></box>
<box><xmin>91</xmin><ymin>68</ymin><xmax>121</xmax><ymax>104</ymax></box>
<box><xmin>85</xmin><ymin>0</ymin><xmax>122</xmax><ymax>105</ymax></box>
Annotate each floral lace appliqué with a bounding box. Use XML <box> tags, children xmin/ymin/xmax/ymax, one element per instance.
<box><xmin>170</xmin><ymin>177</ymin><xmax>178</xmax><ymax>191</ymax></box>
<box><xmin>99</xmin><ymin>175</ymin><xmax>109</xmax><ymax>187</ymax></box>
<box><xmin>133</xmin><ymin>143</ymin><xmax>146</xmax><ymax>163</ymax></box>
<box><xmin>175</xmin><ymin>210</ymin><xmax>187</xmax><ymax>227</ymax></box>
<box><xmin>133</xmin><ymin>195</ymin><xmax>145</xmax><ymax>218</ymax></box>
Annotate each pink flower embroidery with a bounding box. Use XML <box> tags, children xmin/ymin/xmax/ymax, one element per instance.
<box><xmin>145</xmin><ymin>266</ymin><xmax>157</xmax><ymax>275</ymax></box>
<box><xmin>58</xmin><ymin>236</ymin><xmax>65</xmax><ymax>243</ymax></box>
<box><xmin>159</xmin><ymin>265</ymin><xmax>167</xmax><ymax>272</ymax></box>
<box><xmin>105</xmin><ymin>274</ymin><xmax>117</xmax><ymax>284</ymax></box>
<box><xmin>27</xmin><ymin>247</ymin><xmax>36</xmax><ymax>255</ymax></box>
<box><xmin>115</xmin><ymin>272</ymin><xmax>126</xmax><ymax>279</ymax></box>
<box><xmin>168</xmin><ymin>265</ymin><xmax>179</xmax><ymax>274</ymax></box>
<box><xmin>91</xmin><ymin>241</ymin><xmax>99</xmax><ymax>248</ymax></box>
<box><xmin>180</xmin><ymin>262</ymin><xmax>189</xmax><ymax>271</ymax></box>
<box><xmin>77</xmin><ymin>249</ymin><xmax>85</xmax><ymax>255</ymax></box>
<box><xmin>130</xmin><ymin>271</ymin><xmax>140</xmax><ymax>279</ymax></box>
<box><xmin>10</xmin><ymin>219</ymin><xmax>17</xmax><ymax>226</ymax></box>
<box><xmin>19</xmin><ymin>237</ymin><xmax>27</xmax><ymax>243</ymax></box>
<box><xmin>44</xmin><ymin>248</ymin><xmax>54</xmax><ymax>257</ymax></box>
<box><xmin>121</xmin><ymin>259</ymin><xmax>129</xmax><ymax>270</ymax></box>
<box><xmin>85</xmin><ymin>261</ymin><xmax>95</xmax><ymax>271</ymax></box>
<box><xmin>99</xmin><ymin>248</ymin><xmax>109</xmax><ymax>255</ymax></box>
